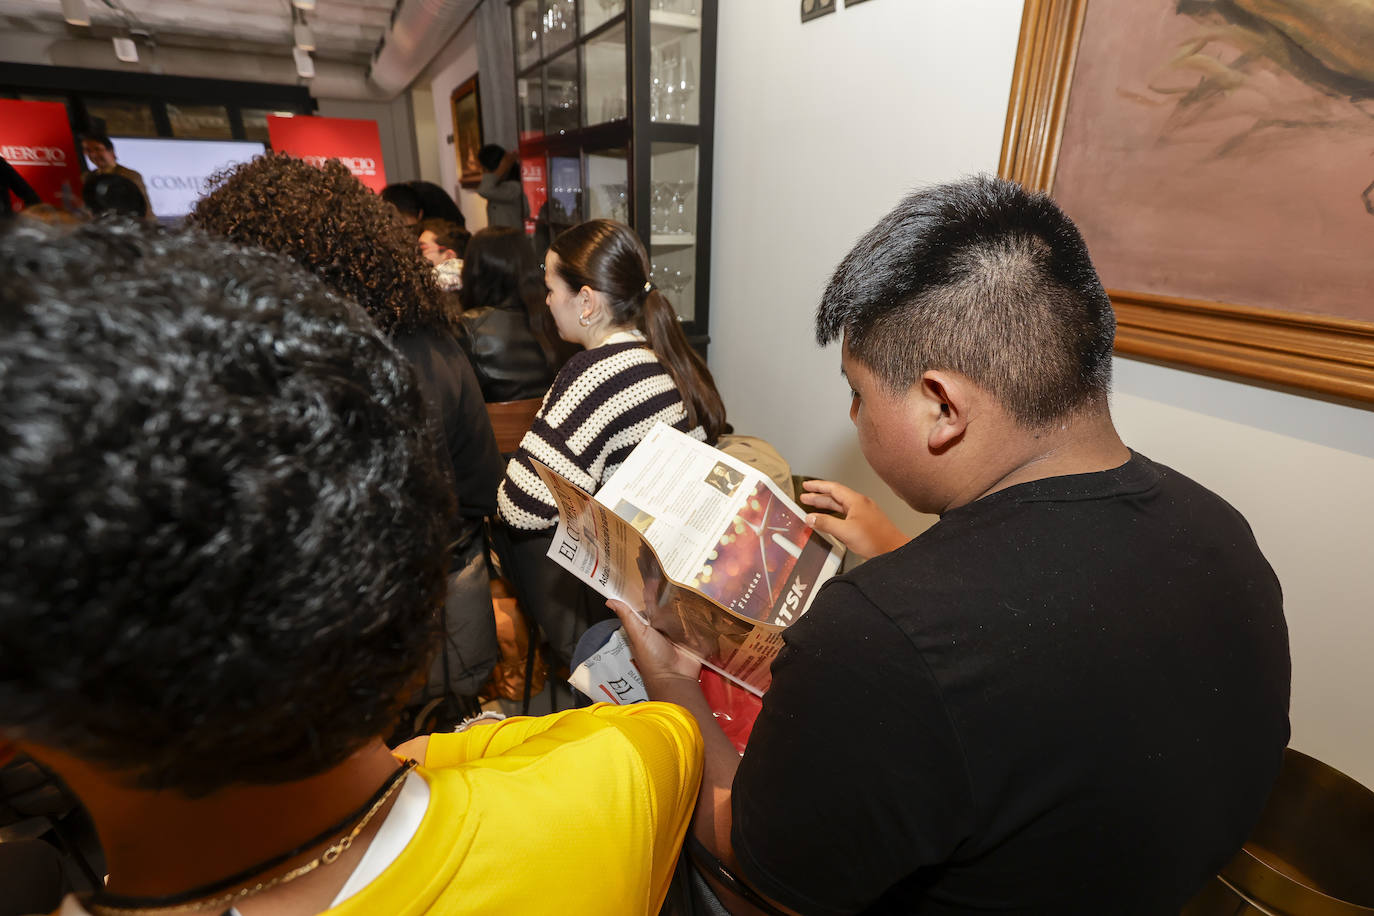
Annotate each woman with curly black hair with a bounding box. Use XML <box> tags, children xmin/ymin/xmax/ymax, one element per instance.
<box><xmin>190</xmin><ymin>153</ymin><xmax>504</xmax><ymax>712</ymax></box>
<box><xmin>0</xmin><ymin>219</ymin><xmax>703</xmax><ymax>916</ymax></box>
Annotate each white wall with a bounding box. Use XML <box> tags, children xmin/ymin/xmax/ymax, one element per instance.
<box><xmin>710</xmin><ymin>0</ymin><xmax>1023</xmax><ymax>534</ymax></box>
<box><xmin>710</xmin><ymin>0</ymin><xmax>1374</xmax><ymax>789</ymax></box>
<box><xmin>421</xmin><ymin>23</ymin><xmax>489</xmax><ymax>228</ymax></box>
<box><xmin>1112</xmin><ymin>358</ymin><xmax>1374</xmax><ymax>789</ymax></box>
<box><xmin>411</xmin><ymin>86</ymin><xmax>445</xmax><ymax>186</ymax></box>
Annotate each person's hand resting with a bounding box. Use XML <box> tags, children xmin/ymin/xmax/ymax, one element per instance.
<box><xmin>608</xmin><ymin>598</ymin><xmax>702</xmax><ymax>695</ymax></box>
<box><xmin>801</xmin><ymin>479</ymin><xmax>909</xmax><ymax>558</ymax></box>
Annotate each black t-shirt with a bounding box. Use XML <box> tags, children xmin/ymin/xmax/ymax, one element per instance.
<box><xmin>731</xmin><ymin>453</ymin><xmax>1290</xmax><ymax>915</ymax></box>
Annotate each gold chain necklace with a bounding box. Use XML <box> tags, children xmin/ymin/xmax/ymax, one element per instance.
<box><xmin>88</xmin><ymin>759</ymin><xmax>417</xmax><ymax>916</ymax></box>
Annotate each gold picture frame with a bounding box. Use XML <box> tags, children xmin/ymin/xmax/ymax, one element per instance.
<box><xmin>451</xmin><ymin>76</ymin><xmax>483</xmax><ymax>189</ymax></box>
<box><xmin>999</xmin><ymin>0</ymin><xmax>1374</xmax><ymax>405</ymax></box>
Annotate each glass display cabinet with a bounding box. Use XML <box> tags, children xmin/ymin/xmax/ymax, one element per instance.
<box><xmin>510</xmin><ymin>0</ymin><xmax>717</xmax><ymax>349</ymax></box>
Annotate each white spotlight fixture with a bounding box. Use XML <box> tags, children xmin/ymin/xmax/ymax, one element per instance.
<box><xmin>291</xmin><ymin>0</ymin><xmax>316</xmax><ymax>9</ymax></box>
<box><xmin>293</xmin><ymin>21</ymin><xmax>315</xmax><ymax>51</ymax></box>
<box><xmin>60</xmin><ymin>0</ymin><xmax>90</xmax><ymax>26</ymax></box>
<box><xmin>293</xmin><ymin>45</ymin><xmax>315</xmax><ymax>79</ymax></box>
<box><xmin>112</xmin><ymin>36</ymin><xmax>138</xmax><ymax>62</ymax></box>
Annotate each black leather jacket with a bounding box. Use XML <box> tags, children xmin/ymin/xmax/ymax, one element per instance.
<box><xmin>455</xmin><ymin>303</ymin><xmax>555</xmax><ymax>402</ymax></box>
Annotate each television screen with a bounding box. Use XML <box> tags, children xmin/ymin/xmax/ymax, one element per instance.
<box><xmin>86</xmin><ymin>137</ymin><xmax>266</xmax><ymax>221</ymax></box>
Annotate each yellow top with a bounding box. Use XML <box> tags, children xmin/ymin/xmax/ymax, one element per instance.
<box><xmin>325</xmin><ymin>702</ymin><xmax>702</xmax><ymax>915</ymax></box>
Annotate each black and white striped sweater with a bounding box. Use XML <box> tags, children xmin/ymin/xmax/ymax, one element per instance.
<box><xmin>497</xmin><ymin>338</ymin><xmax>706</xmax><ymax>530</ymax></box>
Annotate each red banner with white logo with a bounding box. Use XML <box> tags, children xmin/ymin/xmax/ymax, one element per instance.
<box><xmin>0</xmin><ymin>99</ymin><xmax>82</xmax><ymax>209</ymax></box>
<box><xmin>520</xmin><ymin>154</ymin><xmax>547</xmax><ymax>236</ymax></box>
<box><xmin>266</xmin><ymin>115</ymin><xmax>387</xmax><ymax>193</ymax></box>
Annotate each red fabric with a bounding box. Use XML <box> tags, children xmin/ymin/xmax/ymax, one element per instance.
<box><xmin>0</xmin><ymin>100</ymin><xmax>81</xmax><ymax>209</ymax></box>
<box><xmin>700</xmin><ymin>668</ymin><xmax>763</xmax><ymax>754</ymax></box>
<box><xmin>266</xmin><ymin>114</ymin><xmax>388</xmax><ymax>192</ymax></box>
<box><xmin>518</xmin><ymin>153</ymin><xmax>546</xmax><ymax>236</ymax></box>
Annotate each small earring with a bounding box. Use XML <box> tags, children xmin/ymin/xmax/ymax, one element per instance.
<box><xmin>578</xmin><ymin>313</ymin><xmax>591</xmax><ymax>327</ymax></box>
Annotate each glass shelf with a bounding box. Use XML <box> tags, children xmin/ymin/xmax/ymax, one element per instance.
<box><xmin>651</xmin><ymin>233</ymin><xmax>696</xmax><ymax>247</ymax></box>
<box><xmin>649</xmin><ymin>15</ymin><xmax>700</xmax><ymax>125</ymax></box>
<box><xmin>588</xmin><ymin>147</ymin><xmax>630</xmax><ymax>223</ymax></box>
<box><xmin>542</xmin><ymin>0</ymin><xmax>578</xmax><ymax>58</ymax></box>
<box><xmin>545</xmin><ymin>49</ymin><xmax>580</xmax><ymax>135</ymax></box>
<box><xmin>648</xmin><ymin>10</ymin><xmax>701</xmax><ymax>34</ymax></box>
<box><xmin>583</xmin><ymin>0</ymin><xmax>625</xmax><ymax>33</ymax></box>
<box><xmin>651</xmin><ymin>140</ymin><xmax>699</xmax><ymax>319</ymax></box>
<box><xmin>514</xmin><ymin>0</ymin><xmax>542</xmax><ymax>70</ymax></box>
<box><xmin>583</xmin><ymin>21</ymin><xmax>627</xmax><ymax>126</ymax></box>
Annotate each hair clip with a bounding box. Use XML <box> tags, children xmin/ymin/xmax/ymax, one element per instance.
<box><xmin>643</xmin><ymin>281</ymin><xmax>653</xmax><ymax>293</ymax></box>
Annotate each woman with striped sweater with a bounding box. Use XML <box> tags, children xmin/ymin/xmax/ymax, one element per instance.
<box><xmin>497</xmin><ymin>219</ymin><xmax>727</xmax><ymax>666</ymax></box>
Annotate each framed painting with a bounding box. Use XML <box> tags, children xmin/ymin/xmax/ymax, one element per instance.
<box><xmin>801</xmin><ymin>0</ymin><xmax>837</xmax><ymax>23</ymax></box>
<box><xmin>1000</xmin><ymin>0</ymin><xmax>1374</xmax><ymax>405</ymax></box>
<box><xmin>451</xmin><ymin>76</ymin><xmax>484</xmax><ymax>189</ymax></box>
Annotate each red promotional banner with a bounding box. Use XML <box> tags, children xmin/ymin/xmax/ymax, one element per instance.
<box><xmin>0</xmin><ymin>99</ymin><xmax>81</xmax><ymax>209</ymax></box>
<box><xmin>266</xmin><ymin>114</ymin><xmax>387</xmax><ymax>193</ymax></box>
<box><xmin>520</xmin><ymin>153</ymin><xmax>547</xmax><ymax>236</ymax></box>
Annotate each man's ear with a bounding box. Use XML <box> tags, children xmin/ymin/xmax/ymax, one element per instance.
<box><xmin>919</xmin><ymin>370</ymin><xmax>971</xmax><ymax>451</ymax></box>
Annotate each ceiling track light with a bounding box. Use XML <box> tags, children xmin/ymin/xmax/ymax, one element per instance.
<box><xmin>293</xmin><ymin>45</ymin><xmax>315</xmax><ymax>79</ymax></box>
<box><xmin>60</xmin><ymin>0</ymin><xmax>90</xmax><ymax>26</ymax></box>
<box><xmin>112</xmin><ymin>35</ymin><xmax>138</xmax><ymax>62</ymax></box>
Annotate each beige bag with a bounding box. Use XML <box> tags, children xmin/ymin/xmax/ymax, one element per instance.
<box><xmin>715</xmin><ymin>434</ymin><xmax>795</xmax><ymax>497</ymax></box>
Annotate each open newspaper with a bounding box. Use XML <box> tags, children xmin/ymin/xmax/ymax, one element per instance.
<box><xmin>534</xmin><ymin>423</ymin><xmax>844</xmax><ymax>696</ymax></box>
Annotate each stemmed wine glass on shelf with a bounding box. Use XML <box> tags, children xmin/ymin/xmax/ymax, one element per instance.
<box><xmin>671</xmin><ymin>180</ymin><xmax>694</xmax><ymax>234</ymax></box>
<box><xmin>666</xmin><ymin>265</ymin><xmax>691</xmax><ymax>302</ymax></box>
<box><xmin>651</xmin><ymin>182</ymin><xmax>673</xmax><ymax>234</ymax></box>
<box><xmin>675</xmin><ymin>57</ymin><xmax>695</xmax><ymax>123</ymax></box>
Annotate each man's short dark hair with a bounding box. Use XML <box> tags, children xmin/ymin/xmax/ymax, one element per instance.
<box><xmin>816</xmin><ymin>175</ymin><xmax>1116</xmax><ymax>427</ymax></box>
<box><xmin>409</xmin><ymin>181</ymin><xmax>465</xmax><ymax>227</ymax></box>
<box><xmin>477</xmin><ymin>144</ymin><xmax>506</xmax><ymax>174</ymax></box>
<box><xmin>381</xmin><ymin>182</ymin><xmax>424</xmax><ymax>219</ymax></box>
<box><xmin>83</xmin><ymin>133</ymin><xmax>114</xmax><ymax>152</ymax></box>
<box><xmin>0</xmin><ymin>219</ymin><xmax>453</xmax><ymax>796</ymax></box>
<box><xmin>416</xmin><ymin>217</ymin><xmax>469</xmax><ymax>258</ymax></box>
<box><xmin>82</xmin><ymin>172</ymin><xmax>146</xmax><ymax>217</ymax></box>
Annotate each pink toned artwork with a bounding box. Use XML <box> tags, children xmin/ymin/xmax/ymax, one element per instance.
<box><xmin>1053</xmin><ymin>0</ymin><xmax>1374</xmax><ymax>322</ymax></box>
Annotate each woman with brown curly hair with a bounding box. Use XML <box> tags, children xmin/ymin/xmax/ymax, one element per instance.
<box><xmin>189</xmin><ymin>153</ymin><xmax>504</xmax><ymax>719</ymax></box>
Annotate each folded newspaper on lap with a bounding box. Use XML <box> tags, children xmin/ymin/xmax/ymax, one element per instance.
<box><xmin>537</xmin><ymin>423</ymin><xmax>845</xmax><ymax>696</ymax></box>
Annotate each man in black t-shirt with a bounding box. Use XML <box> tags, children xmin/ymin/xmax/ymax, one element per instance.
<box><xmin>611</xmin><ymin>176</ymin><xmax>1290</xmax><ymax>915</ymax></box>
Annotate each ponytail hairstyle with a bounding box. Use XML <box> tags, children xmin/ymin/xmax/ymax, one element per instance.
<box><xmin>549</xmin><ymin>219</ymin><xmax>727</xmax><ymax>442</ymax></box>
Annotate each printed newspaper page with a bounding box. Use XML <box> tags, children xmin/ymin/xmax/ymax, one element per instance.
<box><xmin>595</xmin><ymin>423</ymin><xmax>843</xmax><ymax>628</ymax></box>
<box><xmin>532</xmin><ymin>426</ymin><xmax>843</xmax><ymax>695</ymax></box>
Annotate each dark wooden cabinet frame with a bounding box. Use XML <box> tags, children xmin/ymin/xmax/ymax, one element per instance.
<box><xmin>509</xmin><ymin>0</ymin><xmax>717</xmax><ymax>354</ymax></box>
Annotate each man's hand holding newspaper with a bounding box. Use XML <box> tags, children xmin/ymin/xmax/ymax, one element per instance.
<box><xmin>607</xmin><ymin>598</ymin><xmax>700</xmax><ymax>689</ymax></box>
